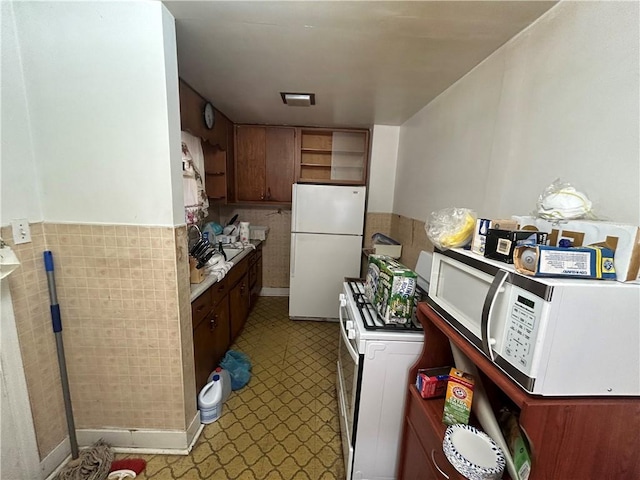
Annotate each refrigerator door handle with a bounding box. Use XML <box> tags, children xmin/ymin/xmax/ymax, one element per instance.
<box><xmin>290</xmin><ymin>233</ymin><xmax>296</xmax><ymax>278</ymax></box>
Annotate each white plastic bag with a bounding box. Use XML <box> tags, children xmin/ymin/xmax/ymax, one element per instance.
<box><xmin>536</xmin><ymin>179</ymin><xmax>593</xmax><ymax>220</ymax></box>
<box><xmin>426</xmin><ymin>208</ymin><xmax>477</xmax><ymax>250</ymax></box>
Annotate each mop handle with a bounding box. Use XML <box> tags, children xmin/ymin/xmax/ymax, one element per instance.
<box><xmin>44</xmin><ymin>251</ymin><xmax>62</xmax><ymax>333</ymax></box>
<box><xmin>44</xmin><ymin>251</ymin><xmax>79</xmax><ymax>459</ymax></box>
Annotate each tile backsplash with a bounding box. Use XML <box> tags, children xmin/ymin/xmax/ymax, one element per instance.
<box><xmin>3</xmin><ymin>222</ymin><xmax>194</xmax><ymax>459</ymax></box>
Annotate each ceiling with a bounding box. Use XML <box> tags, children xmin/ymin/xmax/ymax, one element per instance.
<box><xmin>163</xmin><ymin>1</ymin><xmax>557</xmax><ymax>129</ymax></box>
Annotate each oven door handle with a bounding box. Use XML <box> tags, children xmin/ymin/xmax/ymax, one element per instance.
<box><xmin>339</xmin><ymin>301</ymin><xmax>359</xmax><ymax>363</ymax></box>
<box><xmin>481</xmin><ymin>269</ymin><xmax>509</xmax><ymax>361</ymax></box>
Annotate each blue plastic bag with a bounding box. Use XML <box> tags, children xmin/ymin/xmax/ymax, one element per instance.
<box><xmin>219</xmin><ymin>350</ymin><xmax>252</xmax><ymax>390</ymax></box>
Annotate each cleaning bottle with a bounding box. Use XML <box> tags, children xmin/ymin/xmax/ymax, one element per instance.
<box><xmin>198</xmin><ymin>376</ymin><xmax>223</xmax><ymax>424</ymax></box>
<box><xmin>208</xmin><ymin>367</ymin><xmax>231</xmax><ymax>403</ymax></box>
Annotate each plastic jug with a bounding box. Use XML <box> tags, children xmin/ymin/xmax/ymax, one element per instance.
<box><xmin>198</xmin><ymin>376</ymin><xmax>223</xmax><ymax>424</ymax></box>
<box><xmin>239</xmin><ymin>222</ymin><xmax>250</xmax><ymax>243</ymax></box>
<box><xmin>208</xmin><ymin>367</ymin><xmax>231</xmax><ymax>403</ymax></box>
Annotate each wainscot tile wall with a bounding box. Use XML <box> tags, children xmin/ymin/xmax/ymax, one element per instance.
<box><xmin>2</xmin><ymin>223</ymin><xmax>195</xmax><ymax>460</ymax></box>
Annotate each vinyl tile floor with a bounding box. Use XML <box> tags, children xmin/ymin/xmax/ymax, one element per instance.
<box><xmin>116</xmin><ymin>296</ymin><xmax>345</xmax><ymax>480</ymax></box>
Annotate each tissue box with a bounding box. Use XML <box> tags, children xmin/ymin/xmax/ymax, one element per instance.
<box><xmin>514</xmin><ymin>245</ymin><xmax>616</xmax><ymax>279</ymax></box>
<box><xmin>513</xmin><ymin>216</ymin><xmax>640</xmax><ymax>282</ymax></box>
<box><xmin>484</xmin><ymin>229</ymin><xmax>548</xmax><ymax>263</ymax></box>
<box><xmin>364</xmin><ymin>255</ymin><xmax>417</xmax><ymax>324</ymax></box>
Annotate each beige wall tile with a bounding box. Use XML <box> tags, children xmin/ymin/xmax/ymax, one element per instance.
<box><xmin>4</xmin><ymin>222</ymin><xmax>193</xmax><ymax>460</ymax></box>
<box><xmin>220</xmin><ymin>207</ymin><xmax>292</xmax><ymax>288</ymax></box>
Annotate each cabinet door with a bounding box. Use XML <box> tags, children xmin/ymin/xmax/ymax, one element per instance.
<box><xmin>235</xmin><ymin>126</ymin><xmax>266</xmax><ymax>201</ymax></box>
<box><xmin>265</xmin><ymin>127</ymin><xmax>296</xmax><ymax>202</ymax></box>
<box><xmin>230</xmin><ymin>273</ymin><xmax>251</xmax><ymax>342</ymax></box>
<box><xmin>193</xmin><ymin>300</ymin><xmax>231</xmax><ymax>392</ymax></box>
<box><xmin>399</xmin><ymin>421</ymin><xmax>439</xmax><ymax>480</ymax></box>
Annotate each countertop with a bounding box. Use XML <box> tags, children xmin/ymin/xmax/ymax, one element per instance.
<box><xmin>190</xmin><ymin>240</ymin><xmax>261</xmax><ymax>302</ymax></box>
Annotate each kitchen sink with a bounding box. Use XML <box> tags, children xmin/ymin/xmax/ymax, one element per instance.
<box><xmin>220</xmin><ymin>246</ymin><xmax>244</xmax><ymax>261</ymax></box>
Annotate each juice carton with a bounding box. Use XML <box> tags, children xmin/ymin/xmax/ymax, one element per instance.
<box><xmin>443</xmin><ymin>368</ymin><xmax>475</xmax><ymax>425</ymax></box>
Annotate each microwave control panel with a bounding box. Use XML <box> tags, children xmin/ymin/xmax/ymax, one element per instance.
<box><xmin>502</xmin><ymin>293</ymin><xmax>542</xmax><ymax>375</ymax></box>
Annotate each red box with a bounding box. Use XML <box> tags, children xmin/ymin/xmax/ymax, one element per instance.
<box><xmin>416</xmin><ymin>367</ymin><xmax>450</xmax><ymax>399</ymax></box>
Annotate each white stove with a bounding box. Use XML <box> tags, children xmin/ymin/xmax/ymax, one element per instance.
<box><xmin>336</xmin><ymin>252</ymin><xmax>432</xmax><ymax>480</ymax></box>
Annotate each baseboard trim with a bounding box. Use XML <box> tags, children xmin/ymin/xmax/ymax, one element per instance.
<box><xmin>41</xmin><ymin>437</ymin><xmax>71</xmax><ymax>480</ymax></box>
<box><xmin>260</xmin><ymin>287</ymin><xmax>289</xmax><ymax>296</ymax></box>
<box><xmin>44</xmin><ymin>412</ymin><xmax>203</xmax><ymax>478</ymax></box>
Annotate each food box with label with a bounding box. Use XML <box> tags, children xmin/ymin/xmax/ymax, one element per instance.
<box><xmin>513</xmin><ymin>216</ymin><xmax>640</xmax><ymax>282</ymax></box>
<box><xmin>364</xmin><ymin>255</ymin><xmax>417</xmax><ymax>324</ymax></box>
<box><xmin>484</xmin><ymin>229</ymin><xmax>548</xmax><ymax>263</ymax></box>
<box><xmin>443</xmin><ymin>368</ymin><xmax>475</xmax><ymax>426</ymax></box>
<box><xmin>514</xmin><ymin>245</ymin><xmax>616</xmax><ymax>279</ymax></box>
<box><xmin>471</xmin><ymin>219</ymin><xmax>519</xmax><ymax>255</ymax></box>
<box><xmin>416</xmin><ymin>367</ymin><xmax>450</xmax><ymax>399</ymax></box>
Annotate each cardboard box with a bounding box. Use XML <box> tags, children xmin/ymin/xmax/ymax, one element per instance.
<box><xmin>416</xmin><ymin>367</ymin><xmax>450</xmax><ymax>399</ymax></box>
<box><xmin>249</xmin><ymin>226</ymin><xmax>269</xmax><ymax>241</ymax></box>
<box><xmin>514</xmin><ymin>216</ymin><xmax>640</xmax><ymax>282</ymax></box>
<box><xmin>484</xmin><ymin>229</ymin><xmax>548</xmax><ymax>263</ymax></box>
<box><xmin>364</xmin><ymin>255</ymin><xmax>417</xmax><ymax>324</ymax></box>
<box><xmin>443</xmin><ymin>368</ymin><xmax>474</xmax><ymax>426</ymax></box>
<box><xmin>514</xmin><ymin>245</ymin><xmax>616</xmax><ymax>279</ymax></box>
<box><xmin>373</xmin><ymin>243</ymin><xmax>402</xmax><ymax>259</ymax></box>
<box><xmin>471</xmin><ymin>218</ymin><xmax>519</xmax><ymax>255</ymax></box>
<box><xmin>499</xmin><ymin>409</ymin><xmax>532</xmax><ymax>480</ymax></box>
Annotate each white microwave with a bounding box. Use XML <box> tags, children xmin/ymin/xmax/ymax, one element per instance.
<box><xmin>428</xmin><ymin>248</ymin><xmax>640</xmax><ymax>396</ymax></box>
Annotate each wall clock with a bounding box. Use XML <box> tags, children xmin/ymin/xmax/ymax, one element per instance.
<box><xmin>203</xmin><ymin>102</ymin><xmax>215</xmax><ymax>129</ymax></box>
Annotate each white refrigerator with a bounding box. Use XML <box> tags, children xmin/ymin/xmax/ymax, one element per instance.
<box><xmin>289</xmin><ymin>184</ymin><xmax>366</xmax><ymax>320</ymax></box>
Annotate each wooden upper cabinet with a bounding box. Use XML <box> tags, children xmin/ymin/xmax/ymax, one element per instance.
<box><xmin>235</xmin><ymin>125</ymin><xmax>296</xmax><ymax>204</ymax></box>
<box><xmin>179</xmin><ymin>79</ymin><xmax>234</xmax><ymax>204</ymax></box>
<box><xmin>296</xmin><ymin>127</ymin><xmax>370</xmax><ymax>186</ymax></box>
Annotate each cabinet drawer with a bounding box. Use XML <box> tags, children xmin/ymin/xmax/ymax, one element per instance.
<box><xmin>211</xmin><ymin>277</ymin><xmax>228</xmax><ymax>305</ymax></box>
<box><xmin>226</xmin><ymin>254</ymin><xmax>249</xmax><ymax>287</ymax></box>
<box><xmin>406</xmin><ymin>390</ymin><xmax>463</xmax><ymax>479</ymax></box>
<box><xmin>191</xmin><ymin>290</ymin><xmax>212</xmax><ymax>329</ymax></box>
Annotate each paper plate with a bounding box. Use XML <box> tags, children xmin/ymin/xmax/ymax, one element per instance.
<box><xmin>443</xmin><ymin>424</ymin><xmax>506</xmax><ymax>480</ymax></box>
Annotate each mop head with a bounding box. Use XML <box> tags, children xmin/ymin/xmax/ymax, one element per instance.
<box><xmin>55</xmin><ymin>440</ymin><xmax>113</xmax><ymax>480</ymax></box>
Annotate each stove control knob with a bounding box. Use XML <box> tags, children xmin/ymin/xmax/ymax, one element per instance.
<box><xmin>348</xmin><ymin>329</ymin><xmax>356</xmax><ymax>340</ymax></box>
<box><xmin>339</xmin><ymin>293</ymin><xmax>347</xmax><ymax>307</ymax></box>
<box><xmin>346</xmin><ymin>321</ymin><xmax>354</xmax><ymax>330</ymax></box>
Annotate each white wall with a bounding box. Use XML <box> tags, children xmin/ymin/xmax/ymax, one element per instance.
<box><xmin>367</xmin><ymin>125</ymin><xmax>400</xmax><ymax>213</ymax></box>
<box><xmin>5</xmin><ymin>1</ymin><xmax>183</xmax><ymax>226</ymax></box>
<box><xmin>0</xmin><ymin>1</ymin><xmax>43</xmax><ymax>226</ymax></box>
<box><xmin>394</xmin><ymin>1</ymin><xmax>640</xmax><ymax>226</ymax></box>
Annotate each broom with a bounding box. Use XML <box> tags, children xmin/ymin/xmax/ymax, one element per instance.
<box><xmin>44</xmin><ymin>251</ymin><xmax>113</xmax><ymax>480</ymax></box>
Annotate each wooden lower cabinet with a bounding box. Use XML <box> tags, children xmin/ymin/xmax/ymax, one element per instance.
<box><xmin>397</xmin><ymin>303</ymin><xmax>640</xmax><ymax>480</ymax></box>
<box><xmin>249</xmin><ymin>244</ymin><xmax>263</xmax><ymax>308</ymax></box>
<box><xmin>191</xmin><ymin>247</ymin><xmax>262</xmax><ymax>393</ymax></box>
<box><xmin>193</xmin><ymin>298</ymin><xmax>230</xmax><ymax>391</ymax></box>
<box><xmin>229</xmin><ymin>272</ymin><xmax>250</xmax><ymax>341</ymax></box>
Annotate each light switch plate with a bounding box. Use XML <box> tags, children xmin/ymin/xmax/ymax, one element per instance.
<box><xmin>11</xmin><ymin>219</ymin><xmax>31</xmax><ymax>244</ymax></box>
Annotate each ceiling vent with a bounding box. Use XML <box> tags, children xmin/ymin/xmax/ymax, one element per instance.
<box><xmin>280</xmin><ymin>92</ymin><xmax>315</xmax><ymax>107</ymax></box>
